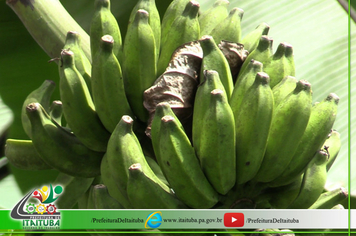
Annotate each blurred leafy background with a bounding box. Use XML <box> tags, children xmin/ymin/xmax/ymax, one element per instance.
<box><xmin>0</xmin><ymin>0</ymin><xmax>354</xmax><ymax>209</ymax></box>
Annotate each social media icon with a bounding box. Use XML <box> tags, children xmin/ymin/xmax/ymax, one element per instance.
<box><xmin>224</xmin><ymin>213</ymin><xmax>244</xmax><ymax>227</ymax></box>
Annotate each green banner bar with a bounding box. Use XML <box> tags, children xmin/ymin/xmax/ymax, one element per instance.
<box><xmin>0</xmin><ymin>209</ymin><xmax>349</xmax><ymax>231</ymax></box>
<box><xmin>0</xmin><ymin>210</ymin><xmax>22</xmax><ymax>230</ymax></box>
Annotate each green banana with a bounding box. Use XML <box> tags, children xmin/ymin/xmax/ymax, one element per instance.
<box><xmin>241</xmin><ymin>22</ymin><xmax>270</xmax><ymax>53</ymax></box>
<box><xmin>86</xmin><ymin>184</ymin><xmax>96</xmax><ymax>209</ymax></box>
<box><xmin>90</xmin><ymin>0</ymin><xmax>122</xmax><ymax>61</ymax></box>
<box><xmin>239</xmin><ymin>35</ymin><xmax>273</xmax><ymax>76</ymax></box>
<box><xmin>269</xmin><ymin>93</ymin><xmax>339</xmax><ymax>187</ymax></box>
<box><xmin>308</xmin><ymin>187</ymin><xmax>348</xmax><ymax>209</ymax></box>
<box><xmin>123</xmin><ymin>9</ymin><xmax>157</xmax><ymax>122</ymax></box>
<box><xmin>209</xmin><ymin>7</ymin><xmax>244</xmax><ymax>45</ymax></box>
<box><xmin>106</xmin><ymin>115</ymin><xmax>168</xmax><ymax>202</ymax></box>
<box><xmin>149</xmin><ymin>102</ymin><xmax>182</xmax><ymax>155</ymax></box>
<box><xmin>128</xmin><ymin>0</ymin><xmax>161</xmax><ymax>59</ymax></box>
<box><xmin>63</xmin><ymin>31</ymin><xmax>92</xmax><ymax>91</ymax></box>
<box><xmin>253</xmin><ymin>80</ymin><xmax>312</xmax><ymax>183</ymax></box>
<box><xmin>234</xmin><ymin>72</ymin><xmax>274</xmax><ymax>185</ymax></box>
<box><xmin>91</xmin><ymin>35</ymin><xmax>133</xmax><ymax>132</ymax></box>
<box><xmin>199</xmin><ymin>35</ymin><xmax>234</xmax><ymax>98</ymax></box>
<box><xmin>157</xmin><ymin>0</ymin><xmax>200</xmax><ymax>76</ymax></box>
<box><xmin>145</xmin><ymin>155</ymin><xmax>170</xmax><ymax>186</ymax></box>
<box><xmin>54</xmin><ymin>172</ymin><xmax>94</xmax><ymax>209</ymax></box>
<box><xmin>251</xmin><ymin>228</ymin><xmax>294</xmax><ymax>236</ymax></box>
<box><xmin>271</xmin><ymin>75</ymin><xmax>297</xmax><ymax>107</ymax></box>
<box><xmin>59</xmin><ymin>49</ymin><xmax>110</xmax><ymax>152</ymax></box>
<box><xmin>127</xmin><ymin>163</ymin><xmax>187</xmax><ymax>209</ymax></box>
<box><xmin>25</xmin><ymin>102</ymin><xmax>104</xmax><ymax>177</ymax></box>
<box><xmin>153</xmin><ymin>115</ymin><xmax>219</xmax><ymax>208</ymax></box>
<box><xmin>21</xmin><ymin>80</ymin><xmax>56</xmax><ymax>139</ymax></box>
<box><xmin>77</xmin><ymin>185</ymin><xmax>91</xmax><ymax>209</ymax></box>
<box><xmin>49</xmin><ymin>100</ymin><xmax>63</xmax><ymax>126</ymax></box>
<box><xmin>263</xmin><ymin>42</ymin><xmax>295</xmax><ymax>88</ymax></box>
<box><xmin>5</xmin><ymin>139</ymin><xmax>51</xmax><ymax>171</ymax></box>
<box><xmin>100</xmin><ymin>153</ymin><xmax>133</xmax><ymax>209</ymax></box>
<box><xmin>160</xmin><ymin>0</ymin><xmax>191</xmax><ymax>51</ymax></box>
<box><xmin>91</xmin><ymin>184</ymin><xmax>124</xmax><ymax>209</ymax></box>
<box><xmin>267</xmin><ymin>175</ymin><xmax>303</xmax><ymax>209</ymax></box>
<box><xmin>198</xmin><ymin>0</ymin><xmax>229</xmax><ymax>37</ymax></box>
<box><xmin>198</xmin><ymin>88</ymin><xmax>236</xmax><ymax>194</ymax></box>
<box><xmin>288</xmin><ymin>150</ymin><xmax>329</xmax><ymax>209</ymax></box>
<box><xmin>331</xmin><ymin>204</ymin><xmax>345</xmax><ymax>209</ymax></box>
<box><xmin>230</xmin><ymin>59</ymin><xmax>263</xmax><ymax>117</ymax></box>
<box><xmin>332</xmin><ymin>204</ymin><xmax>345</xmax><ymax>209</ymax></box>
<box><xmin>325</xmin><ymin>130</ymin><xmax>342</xmax><ymax>171</ymax></box>
<box><xmin>192</xmin><ymin>70</ymin><xmax>225</xmax><ymax>156</ymax></box>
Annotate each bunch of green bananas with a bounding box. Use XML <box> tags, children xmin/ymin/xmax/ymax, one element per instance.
<box><xmin>5</xmin><ymin>0</ymin><xmax>347</xmax><ymax>225</ymax></box>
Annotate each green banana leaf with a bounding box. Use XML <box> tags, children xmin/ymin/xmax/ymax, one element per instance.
<box><xmin>0</xmin><ymin>0</ymin><xmax>353</xmax><ymax>209</ymax></box>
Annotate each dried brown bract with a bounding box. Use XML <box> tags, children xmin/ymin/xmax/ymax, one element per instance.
<box><xmin>144</xmin><ymin>40</ymin><xmax>203</xmax><ymax>137</ymax></box>
<box><xmin>218</xmin><ymin>40</ymin><xmax>249</xmax><ymax>81</ymax></box>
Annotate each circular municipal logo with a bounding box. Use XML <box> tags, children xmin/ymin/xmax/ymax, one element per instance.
<box><xmin>25</xmin><ymin>203</ymin><xmax>36</xmax><ymax>214</ymax></box>
<box><xmin>46</xmin><ymin>204</ymin><xmax>57</xmax><ymax>214</ymax></box>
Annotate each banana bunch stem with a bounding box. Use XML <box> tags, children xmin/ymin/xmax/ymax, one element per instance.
<box><xmin>6</xmin><ymin>0</ymin><xmax>91</xmax><ymax>60</ymax></box>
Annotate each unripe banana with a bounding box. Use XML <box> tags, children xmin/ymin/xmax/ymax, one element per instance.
<box><xmin>26</xmin><ymin>102</ymin><xmax>103</xmax><ymax>177</ymax></box>
<box><xmin>210</xmin><ymin>7</ymin><xmax>244</xmax><ymax>44</ymax></box>
<box><xmin>198</xmin><ymin>0</ymin><xmax>229</xmax><ymax>37</ymax></box>
<box><xmin>288</xmin><ymin>150</ymin><xmax>329</xmax><ymax>209</ymax></box>
<box><xmin>157</xmin><ymin>0</ymin><xmax>200</xmax><ymax>76</ymax></box>
<box><xmin>239</xmin><ymin>35</ymin><xmax>273</xmax><ymax>76</ymax></box>
<box><xmin>86</xmin><ymin>184</ymin><xmax>97</xmax><ymax>209</ymax></box>
<box><xmin>59</xmin><ymin>49</ymin><xmax>110</xmax><ymax>152</ymax></box>
<box><xmin>192</xmin><ymin>70</ymin><xmax>225</xmax><ymax>155</ymax></box>
<box><xmin>241</xmin><ymin>22</ymin><xmax>270</xmax><ymax>53</ymax></box>
<box><xmin>49</xmin><ymin>100</ymin><xmax>63</xmax><ymax>126</ymax></box>
<box><xmin>63</xmin><ymin>31</ymin><xmax>92</xmax><ymax>91</ymax></box>
<box><xmin>91</xmin><ymin>184</ymin><xmax>124</xmax><ymax>209</ymax></box>
<box><xmin>325</xmin><ymin>130</ymin><xmax>342</xmax><ymax>171</ymax></box>
<box><xmin>106</xmin><ymin>115</ymin><xmax>168</xmax><ymax>201</ymax></box>
<box><xmin>77</xmin><ymin>176</ymin><xmax>102</xmax><ymax>209</ymax></box>
<box><xmin>128</xmin><ymin>0</ymin><xmax>161</xmax><ymax>59</ymax></box>
<box><xmin>91</xmin><ymin>35</ymin><xmax>133</xmax><ymax>132</ymax></box>
<box><xmin>253</xmin><ymin>80</ymin><xmax>312</xmax><ymax>183</ymax></box>
<box><xmin>198</xmin><ymin>89</ymin><xmax>235</xmax><ymax>194</ymax></box>
<box><xmin>127</xmin><ymin>163</ymin><xmax>187</xmax><ymax>209</ymax></box>
<box><xmin>308</xmin><ymin>187</ymin><xmax>348</xmax><ymax>209</ymax></box>
<box><xmin>145</xmin><ymin>155</ymin><xmax>170</xmax><ymax>186</ymax></box>
<box><xmin>235</xmin><ymin>72</ymin><xmax>274</xmax><ymax>185</ymax></box>
<box><xmin>230</xmin><ymin>59</ymin><xmax>263</xmax><ymax>116</ymax></box>
<box><xmin>153</xmin><ymin>115</ymin><xmax>219</xmax><ymax>208</ymax></box>
<box><xmin>150</xmin><ymin>102</ymin><xmax>182</xmax><ymax>156</ymax></box>
<box><xmin>5</xmin><ymin>139</ymin><xmax>51</xmax><ymax>171</ymax></box>
<box><xmin>160</xmin><ymin>0</ymin><xmax>190</xmax><ymax>50</ymax></box>
<box><xmin>264</xmin><ymin>42</ymin><xmax>295</xmax><ymax>88</ymax></box>
<box><xmin>331</xmin><ymin>204</ymin><xmax>345</xmax><ymax>209</ymax></box>
<box><xmin>90</xmin><ymin>0</ymin><xmax>122</xmax><ymax>61</ymax></box>
<box><xmin>267</xmin><ymin>175</ymin><xmax>303</xmax><ymax>209</ymax></box>
<box><xmin>100</xmin><ymin>153</ymin><xmax>133</xmax><ymax>209</ymax></box>
<box><xmin>123</xmin><ymin>9</ymin><xmax>157</xmax><ymax>122</ymax></box>
<box><xmin>77</xmin><ymin>186</ymin><xmax>90</xmax><ymax>209</ymax></box>
<box><xmin>21</xmin><ymin>80</ymin><xmax>56</xmax><ymax>139</ymax></box>
<box><xmin>271</xmin><ymin>75</ymin><xmax>297</xmax><ymax>107</ymax></box>
<box><xmin>269</xmin><ymin>93</ymin><xmax>339</xmax><ymax>187</ymax></box>
<box><xmin>54</xmin><ymin>172</ymin><xmax>94</xmax><ymax>209</ymax></box>
<box><xmin>199</xmin><ymin>35</ymin><xmax>234</xmax><ymax>98</ymax></box>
